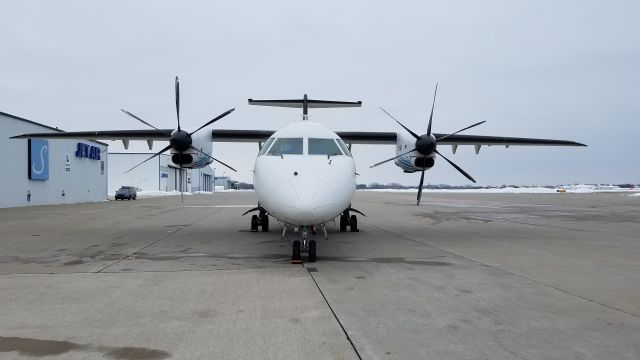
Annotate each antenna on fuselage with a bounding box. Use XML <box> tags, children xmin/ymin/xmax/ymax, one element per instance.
<box><xmin>248</xmin><ymin>94</ymin><xmax>362</xmax><ymax>120</ymax></box>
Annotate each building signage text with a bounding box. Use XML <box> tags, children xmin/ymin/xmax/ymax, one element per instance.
<box><xmin>76</xmin><ymin>143</ymin><xmax>101</xmax><ymax>160</ymax></box>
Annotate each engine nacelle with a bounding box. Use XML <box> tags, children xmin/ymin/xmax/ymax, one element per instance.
<box><xmin>169</xmin><ymin>131</ymin><xmax>214</xmax><ymax>169</ymax></box>
<box><xmin>393</xmin><ymin>133</ymin><xmax>436</xmax><ymax>173</ymax></box>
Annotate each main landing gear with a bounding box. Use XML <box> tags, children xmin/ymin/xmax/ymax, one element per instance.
<box><xmin>339</xmin><ymin>207</ymin><xmax>365</xmax><ymax>232</ymax></box>
<box><xmin>244</xmin><ymin>206</ymin><xmax>269</xmax><ymax>232</ymax></box>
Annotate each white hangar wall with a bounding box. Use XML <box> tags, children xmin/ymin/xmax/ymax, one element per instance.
<box><xmin>0</xmin><ymin>112</ymin><xmax>108</xmax><ymax>208</ymax></box>
<box><xmin>107</xmin><ymin>153</ymin><xmax>171</xmax><ymax>194</ymax></box>
<box><xmin>108</xmin><ymin>152</ymin><xmax>216</xmax><ymax>194</ymax></box>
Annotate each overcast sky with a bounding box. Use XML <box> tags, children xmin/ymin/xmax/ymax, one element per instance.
<box><xmin>2</xmin><ymin>1</ymin><xmax>638</xmax><ymax>186</ymax></box>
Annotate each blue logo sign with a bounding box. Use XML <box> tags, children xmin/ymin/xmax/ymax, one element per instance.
<box><xmin>76</xmin><ymin>143</ymin><xmax>101</xmax><ymax>160</ymax></box>
<box><xmin>29</xmin><ymin>139</ymin><xmax>49</xmax><ymax>180</ymax></box>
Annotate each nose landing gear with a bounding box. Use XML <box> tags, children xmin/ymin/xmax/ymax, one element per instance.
<box><xmin>288</xmin><ymin>226</ymin><xmax>318</xmax><ymax>263</ymax></box>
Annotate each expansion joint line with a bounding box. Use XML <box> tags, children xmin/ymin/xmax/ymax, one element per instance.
<box><xmin>94</xmin><ymin>208</ymin><xmax>220</xmax><ymax>273</ymax></box>
<box><xmin>304</xmin><ymin>265</ymin><xmax>363</xmax><ymax>360</ymax></box>
<box><xmin>363</xmin><ymin>220</ymin><xmax>640</xmax><ymax>320</ymax></box>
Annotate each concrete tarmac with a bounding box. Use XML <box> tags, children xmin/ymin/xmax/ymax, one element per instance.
<box><xmin>0</xmin><ymin>191</ymin><xmax>639</xmax><ymax>359</ymax></box>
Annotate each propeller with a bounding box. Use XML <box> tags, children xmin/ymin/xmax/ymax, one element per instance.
<box><xmin>121</xmin><ymin>76</ymin><xmax>237</xmax><ymax>203</ymax></box>
<box><xmin>372</xmin><ymin>83</ymin><xmax>485</xmax><ymax>206</ymax></box>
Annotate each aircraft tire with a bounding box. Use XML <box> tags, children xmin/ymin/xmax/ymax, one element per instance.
<box><xmin>251</xmin><ymin>215</ymin><xmax>259</xmax><ymax>231</ymax></box>
<box><xmin>350</xmin><ymin>215</ymin><xmax>358</xmax><ymax>232</ymax></box>
<box><xmin>308</xmin><ymin>240</ymin><xmax>316</xmax><ymax>262</ymax></box>
<box><xmin>339</xmin><ymin>214</ymin><xmax>347</xmax><ymax>232</ymax></box>
<box><xmin>261</xmin><ymin>215</ymin><xmax>269</xmax><ymax>232</ymax></box>
<box><xmin>292</xmin><ymin>240</ymin><xmax>301</xmax><ymax>261</ymax></box>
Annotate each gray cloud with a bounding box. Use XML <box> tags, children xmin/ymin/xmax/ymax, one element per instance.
<box><xmin>2</xmin><ymin>0</ymin><xmax>638</xmax><ymax>185</ymax></box>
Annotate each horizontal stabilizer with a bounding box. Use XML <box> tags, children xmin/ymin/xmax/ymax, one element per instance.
<box><xmin>248</xmin><ymin>94</ymin><xmax>361</xmax><ymax>116</ymax></box>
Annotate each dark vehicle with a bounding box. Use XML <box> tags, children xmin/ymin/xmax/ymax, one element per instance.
<box><xmin>115</xmin><ymin>186</ymin><xmax>137</xmax><ymax>200</ymax></box>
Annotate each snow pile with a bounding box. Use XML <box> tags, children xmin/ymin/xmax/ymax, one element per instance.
<box><xmin>137</xmin><ymin>190</ymin><xmax>193</xmax><ymax>198</ymax></box>
<box><xmin>362</xmin><ymin>184</ymin><xmax>638</xmax><ymax>194</ymax></box>
<box><xmin>108</xmin><ymin>189</ymin><xmax>254</xmax><ymax>199</ymax></box>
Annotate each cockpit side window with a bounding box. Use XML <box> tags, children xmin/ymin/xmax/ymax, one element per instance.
<box><xmin>335</xmin><ymin>139</ymin><xmax>352</xmax><ymax>157</ymax></box>
<box><xmin>267</xmin><ymin>138</ymin><xmax>303</xmax><ymax>155</ymax></box>
<box><xmin>258</xmin><ymin>137</ymin><xmax>275</xmax><ymax>156</ymax></box>
<box><xmin>308</xmin><ymin>138</ymin><xmax>343</xmax><ymax>156</ymax></box>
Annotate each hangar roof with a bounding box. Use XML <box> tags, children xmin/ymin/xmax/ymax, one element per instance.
<box><xmin>1</xmin><ymin>110</ymin><xmax>108</xmax><ymax>146</ymax></box>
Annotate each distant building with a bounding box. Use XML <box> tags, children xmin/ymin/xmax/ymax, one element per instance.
<box><xmin>108</xmin><ymin>152</ymin><xmax>215</xmax><ymax>194</ymax></box>
<box><xmin>214</xmin><ymin>176</ymin><xmax>238</xmax><ymax>190</ymax></box>
<box><xmin>1</xmin><ymin>111</ymin><xmax>108</xmax><ymax>208</ymax></box>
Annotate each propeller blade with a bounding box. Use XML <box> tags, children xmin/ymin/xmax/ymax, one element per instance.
<box><xmin>120</xmin><ymin>109</ymin><xmax>171</xmax><ymax>135</ymax></box>
<box><xmin>175</xmin><ymin>76</ymin><xmax>181</xmax><ymax>131</ymax></box>
<box><xmin>124</xmin><ymin>144</ymin><xmax>172</xmax><ymax>174</ymax></box>
<box><xmin>189</xmin><ymin>145</ymin><xmax>237</xmax><ymax>172</ymax></box>
<box><xmin>427</xmin><ymin>83</ymin><xmax>438</xmax><ymax>136</ymax></box>
<box><xmin>417</xmin><ymin>168</ymin><xmax>426</xmax><ymax>206</ymax></box>
<box><xmin>436</xmin><ymin>120</ymin><xmax>486</xmax><ymax>142</ymax></box>
<box><xmin>190</xmin><ymin>108</ymin><xmax>235</xmax><ymax>136</ymax></box>
<box><xmin>435</xmin><ymin>149</ymin><xmax>476</xmax><ymax>183</ymax></box>
<box><xmin>378</xmin><ymin>107</ymin><xmax>420</xmax><ymax>140</ymax></box>
<box><xmin>369</xmin><ymin>148</ymin><xmax>417</xmax><ymax>168</ymax></box>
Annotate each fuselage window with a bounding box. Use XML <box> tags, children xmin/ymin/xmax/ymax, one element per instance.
<box><xmin>258</xmin><ymin>137</ymin><xmax>276</xmax><ymax>156</ymax></box>
<box><xmin>267</xmin><ymin>138</ymin><xmax>303</xmax><ymax>155</ymax></box>
<box><xmin>308</xmin><ymin>138</ymin><xmax>344</xmax><ymax>156</ymax></box>
<box><xmin>335</xmin><ymin>139</ymin><xmax>352</xmax><ymax>157</ymax></box>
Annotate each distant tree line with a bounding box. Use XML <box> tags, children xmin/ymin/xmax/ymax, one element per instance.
<box><xmin>355</xmin><ymin>183</ymin><xmax>639</xmax><ymax>190</ymax></box>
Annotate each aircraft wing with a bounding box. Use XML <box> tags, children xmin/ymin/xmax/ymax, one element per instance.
<box><xmin>10</xmin><ymin>129</ymin><xmax>172</xmax><ymax>140</ymax></box>
<box><xmin>334</xmin><ymin>132</ymin><xmax>586</xmax><ymax>147</ymax></box>
<box><xmin>211</xmin><ymin>130</ymin><xmax>585</xmax><ymax>147</ymax></box>
<box><xmin>12</xmin><ymin>129</ymin><xmax>586</xmax><ymax>148</ymax></box>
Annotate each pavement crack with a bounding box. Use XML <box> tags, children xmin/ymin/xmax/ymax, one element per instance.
<box><xmin>94</xmin><ymin>208</ymin><xmax>220</xmax><ymax>273</ymax></box>
<box><xmin>304</xmin><ymin>265</ymin><xmax>363</xmax><ymax>360</ymax></box>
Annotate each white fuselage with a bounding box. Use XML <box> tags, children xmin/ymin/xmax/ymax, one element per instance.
<box><xmin>253</xmin><ymin>121</ymin><xmax>356</xmax><ymax>226</ymax></box>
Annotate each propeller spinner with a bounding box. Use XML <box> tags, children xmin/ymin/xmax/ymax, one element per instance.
<box><xmin>372</xmin><ymin>84</ymin><xmax>485</xmax><ymax>206</ymax></box>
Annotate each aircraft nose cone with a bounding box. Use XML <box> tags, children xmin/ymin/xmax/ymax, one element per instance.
<box><xmin>254</xmin><ymin>155</ymin><xmax>355</xmax><ymax>226</ymax></box>
<box><xmin>287</xmin><ymin>176</ymin><xmax>334</xmax><ymax>224</ymax></box>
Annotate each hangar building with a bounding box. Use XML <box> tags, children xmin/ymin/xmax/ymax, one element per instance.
<box><xmin>1</xmin><ymin>111</ymin><xmax>108</xmax><ymax>208</ymax></box>
<box><xmin>108</xmin><ymin>152</ymin><xmax>215</xmax><ymax>195</ymax></box>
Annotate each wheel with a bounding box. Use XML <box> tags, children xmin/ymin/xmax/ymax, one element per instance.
<box><xmin>308</xmin><ymin>240</ymin><xmax>316</xmax><ymax>262</ymax></box>
<box><xmin>339</xmin><ymin>214</ymin><xmax>347</xmax><ymax>232</ymax></box>
<box><xmin>292</xmin><ymin>240</ymin><xmax>301</xmax><ymax>261</ymax></box>
<box><xmin>128</xmin><ymin>196</ymin><xmax>131</xmax><ymax>200</ymax></box>
<box><xmin>350</xmin><ymin>215</ymin><xmax>358</xmax><ymax>232</ymax></box>
<box><xmin>133</xmin><ymin>196</ymin><xmax>136</xmax><ymax>200</ymax></box>
<box><xmin>250</xmin><ymin>215</ymin><xmax>259</xmax><ymax>231</ymax></box>
<box><xmin>261</xmin><ymin>215</ymin><xmax>269</xmax><ymax>232</ymax></box>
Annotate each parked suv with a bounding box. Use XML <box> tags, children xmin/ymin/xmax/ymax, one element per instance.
<box><xmin>115</xmin><ymin>186</ymin><xmax>137</xmax><ymax>200</ymax></box>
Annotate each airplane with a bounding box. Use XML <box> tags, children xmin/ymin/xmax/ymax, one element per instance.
<box><xmin>11</xmin><ymin>77</ymin><xmax>586</xmax><ymax>263</ymax></box>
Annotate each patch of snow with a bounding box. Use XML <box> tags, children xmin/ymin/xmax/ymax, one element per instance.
<box><xmin>361</xmin><ymin>184</ymin><xmax>638</xmax><ymax>194</ymax></box>
<box><xmin>137</xmin><ymin>190</ymin><xmax>193</xmax><ymax>198</ymax></box>
<box><xmin>108</xmin><ymin>189</ymin><xmax>254</xmax><ymax>199</ymax></box>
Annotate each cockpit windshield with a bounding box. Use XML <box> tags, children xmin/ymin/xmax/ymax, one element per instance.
<box><xmin>335</xmin><ymin>139</ymin><xmax>352</xmax><ymax>157</ymax></box>
<box><xmin>308</xmin><ymin>138</ymin><xmax>344</xmax><ymax>156</ymax></box>
<box><xmin>267</xmin><ymin>138</ymin><xmax>303</xmax><ymax>155</ymax></box>
<box><xmin>258</xmin><ymin>137</ymin><xmax>275</xmax><ymax>156</ymax></box>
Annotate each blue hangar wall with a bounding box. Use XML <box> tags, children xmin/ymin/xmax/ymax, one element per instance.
<box><xmin>0</xmin><ymin>111</ymin><xmax>108</xmax><ymax>208</ymax></box>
